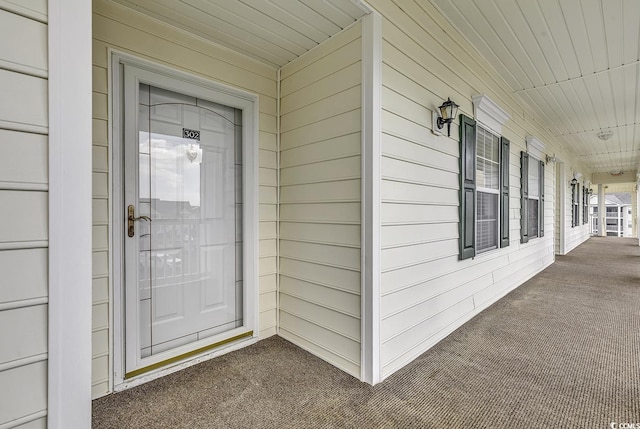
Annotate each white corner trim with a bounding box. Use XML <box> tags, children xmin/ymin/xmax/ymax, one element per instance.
<box><xmin>48</xmin><ymin>0</ymin><xmax>93</xmax><ymax>427</ymax></box>
<box><xmin>361</xmin><ymin>11</ymin><xmax>382</xmax><ymax>386</ymax></box>
<box><xmin>525</xmin><ymin>136</ymin><xmax>546</xmax><ymax>160</ymax></box>
<box><xmin>472</xmin><ymin>94</ymin><xmax>510</xmax><ymax>135</ymax></box>
<box><xmin>276</xmin><ymin>67</ymin><xmax>281</xmax><ymax>335</ymax></box>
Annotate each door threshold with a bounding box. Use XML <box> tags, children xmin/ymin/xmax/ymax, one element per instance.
<box><xmin>115</xmin><ymin>332</ymin><xmax>256</xmax><ymax>392</ymax></box>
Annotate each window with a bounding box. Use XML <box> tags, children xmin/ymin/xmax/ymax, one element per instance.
<box><xmin>459</xmin><ymin>114</ymin><xmax>510</xmax><ymax>259</ymax></box>
<box><xmin>476</xmin><ymin>126</ymin><xmax>500</xmax><ymax>251</ymax></box>
<box><xmin>520</xmin><ymin>153</ymin><xmax>545</xmax><ymax>243</ymax></box>
<box><xmin>571</xmin><ymin>182</ymin><xmax>580</xmax><ymax>227</ymax></box>
<box><xmin>591</xmin><ymin>206</ymin><xmax>599</xmax><ymax>233</ymax></box>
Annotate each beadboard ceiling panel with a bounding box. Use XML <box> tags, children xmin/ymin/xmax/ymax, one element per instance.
<box><xmin>110</xmin><ymin>0</ymin><xmax>369</xmax><ymax>68</ymax></box>
<box><xmin>432</xmin><ymin>0</ymin><xmax>640</xmax><ymax>177</ymax></box>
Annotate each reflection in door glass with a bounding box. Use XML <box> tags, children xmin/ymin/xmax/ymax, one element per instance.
<box><xmin>137</xmin><ymin>83</ymin><xmax>243</xmax><ymax>359</ymax></box>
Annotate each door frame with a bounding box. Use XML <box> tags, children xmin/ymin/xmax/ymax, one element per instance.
<box><xmin>110</xmin><ymin>51</ymin><xmax>260</xmax><ymax>390</ymax></box>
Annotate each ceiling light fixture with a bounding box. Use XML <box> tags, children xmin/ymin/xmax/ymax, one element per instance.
<box><xmin>597</xmin><ymin>130</ymin><xmax>613</xmax><ymax>141</ymax></box>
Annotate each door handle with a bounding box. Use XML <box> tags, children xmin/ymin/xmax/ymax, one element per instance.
<box><xmin>128</xmin><ymin>205</ymin><xmax>152</xmax><ymax>237</ymax></box>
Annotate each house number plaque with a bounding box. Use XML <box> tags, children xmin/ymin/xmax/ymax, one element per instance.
<box><xmin>183</xmin><ymin>128</ymin><xmax>200</xmax><ymax>140</ymax></box>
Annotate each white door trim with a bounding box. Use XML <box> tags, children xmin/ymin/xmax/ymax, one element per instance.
<box><xmin>110</xmin><ymin>51</ymin><xmax>260</xmax><ymax>389</ymax></box>
<box><xmin>47</xmin><ymin>0</ymin><xmax>93</xmax><ymax>427</ymax></box>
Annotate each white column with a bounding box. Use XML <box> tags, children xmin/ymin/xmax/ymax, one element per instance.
<box><xmin>598</xmin><ymin>184</ymin><xmax>606</xmax><ymax>237</ymax></box>
<box><xmin>636</xmin><ymin>182</ymin><xmax>640</xmax><ymax>244</ymax></box>
<box><xmin>637</xmin><ymin>182</ymin><xmax>640</xmax><ymax>245</ymax></box>
<box><xmin>557</xmin><ymin>162</ymin><xmax>566</xmax><ymax>254</ymax></box>
<box><xmin>48</xmin><ymin>0</ymin><xmax>93</xmax><ymax>427</ymax></box>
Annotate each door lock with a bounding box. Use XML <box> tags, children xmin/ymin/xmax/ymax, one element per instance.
<box><xmin>127</xmin><ymin>205</ymin><xmax>152</xmax><ymax>237</ymax></box>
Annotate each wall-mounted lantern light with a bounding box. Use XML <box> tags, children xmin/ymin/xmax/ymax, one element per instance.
<box><xmin>570</xmin><ymin>178</ymin><xmax>578</xmax><ymax>186</ymax></box>
<box><xmin>432</xmin><ymin>97</ymin><xmax>459</xmax><ymax>137</ymax></box>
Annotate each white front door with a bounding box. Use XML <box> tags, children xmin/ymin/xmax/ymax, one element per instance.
<box><xmin>120</xmin><ymin>63</ymin><xmax>252</xmax><ymax>377</ymax></box>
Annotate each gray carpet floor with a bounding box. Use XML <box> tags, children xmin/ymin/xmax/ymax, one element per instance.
<box><xmin>93</xmin><ymin>237</ymin><xmax>640</xmax><ymax>428</ymax></box>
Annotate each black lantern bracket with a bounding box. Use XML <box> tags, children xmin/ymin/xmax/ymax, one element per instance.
<box><xmin>432</xmin><ymin>97</ymin><xmax>459</xmax><ymax>137</ymax></box>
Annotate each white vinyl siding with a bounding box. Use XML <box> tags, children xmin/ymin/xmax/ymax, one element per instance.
<box><xmin>0</xmin><ymin>11</ymin><xmax>47</xmax><ymax>77</ymax></box>
<box><xmin>0</xmin><ymin>5</ymin><xmax>49</xmax><ymax>428</ymax></box>
<box><xmin>278</xmin><ymin>21</ymin><xmax>362</xmax><ymax>378</ymax></box>
<box><xmin>92</xmin><ymin>0</ymin><xmax>278</xmax><ymax>398</ymax></box>
<box><xmin>366</xmin><ymin>0</ymin><xmax>592</xmax><ymax>379</ymax></box>
<box><xmin>0</xmin><ymin>1</ymin><xmax>47</xmax><ymax>22</ymax></box>
<box><xmin>564</xmin><ymin>181</ymin><xmax>590</xmax><ymax>253</ymax></box>
<box><xmin>554</xmin><ymin>162</ymin><xmax>589</xmax><ymax>254</ymax></box>
<box><xmin>565</xmin><ymin>211</ymin><xmax>590</xmax><ymax>252</ymax></box>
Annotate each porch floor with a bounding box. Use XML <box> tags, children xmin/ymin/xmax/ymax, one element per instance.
<box><xmin>92</xmin><ymin>237</ymin><xmax>640</xmax><ymax>428</ymax></box>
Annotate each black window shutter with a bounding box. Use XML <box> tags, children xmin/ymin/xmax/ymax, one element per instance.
<box><xmin>500</xmin><ymin>137</ymin><xmax>510</xmax><ymax>248</ymax></box>
<box><xmin>581</xmin><ymin>185</ymin><xmax>585</xmax><ymax>224</ymax></box>
<box><xmin>520</xmin><ymin>151</ymin><xmax>529</xmax><ymax>243</ymax></box>
<box><xmin>571</xmin><ymin>183</ymin><xmax>576</xmax><ymax>227</ymax></box>
<box><xmin>585</xmin><ymin>187</ymin><xmax>587</xmax><ymax>224</ymax></box>
<box><xmin>583</xmin><ymin>187</ymin><xmax>588</xmax><ymax>225</ymax></box>
<box><xmin>577</xmin><ymin>184</ymin><xmax>581</xmax><ymax>225</ymax></box>
<box><xmin>459</xmin><ymin>114</ymin><xmax>476</xmax><ymax>260</ymax></box>
<box><xmin>539</xmin><ymin>160</ymin><xmax>545</xmax><ymax>237</ymax></box>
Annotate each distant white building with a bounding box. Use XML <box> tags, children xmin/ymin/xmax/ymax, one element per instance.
<box><xmin>590</xmin><ymin>194</ymin><xmax>633</xmax><ymax>237</ymax></box>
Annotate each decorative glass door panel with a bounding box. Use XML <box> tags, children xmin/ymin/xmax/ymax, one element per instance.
<box><xmin>125</xmin><ymin>77</ymin><xmax>243</xmax><ymax>374</ymax></box>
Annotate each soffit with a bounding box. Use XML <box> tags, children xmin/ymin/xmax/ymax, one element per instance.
<box><xmin>110</xmin><ymin>0</ymin><xmax>369</xmax><ymax>68</ymax></box>
<box><xmin>431</xmin><ymin>0</ymin><xmax>640</xmax><ymax>176</ymax></box>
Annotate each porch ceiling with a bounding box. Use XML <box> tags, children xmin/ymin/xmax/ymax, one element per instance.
<box><xmin>110</xmin><ymin>0</ymin><xmax>370</xmax><ymax>68</ymax></box>
<box><xmin>432</xmin><ymin>0</ymin><xmax>640</xmax><ymax>178</ymax></box>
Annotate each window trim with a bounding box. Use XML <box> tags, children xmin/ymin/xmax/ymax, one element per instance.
<box><xmin>520</xmin><ymin>152</ymin><xmax>545</xmax><ymax>243</ymax></box>
<box><xmin>571</xmin><ymin>181</ymin><xmax>580</xmax><ymax>227</ymax></box>
<box><xmin>476</xmin><ymin>125</ymin><xmax>502</xmax><ymax>254</ymax></box>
